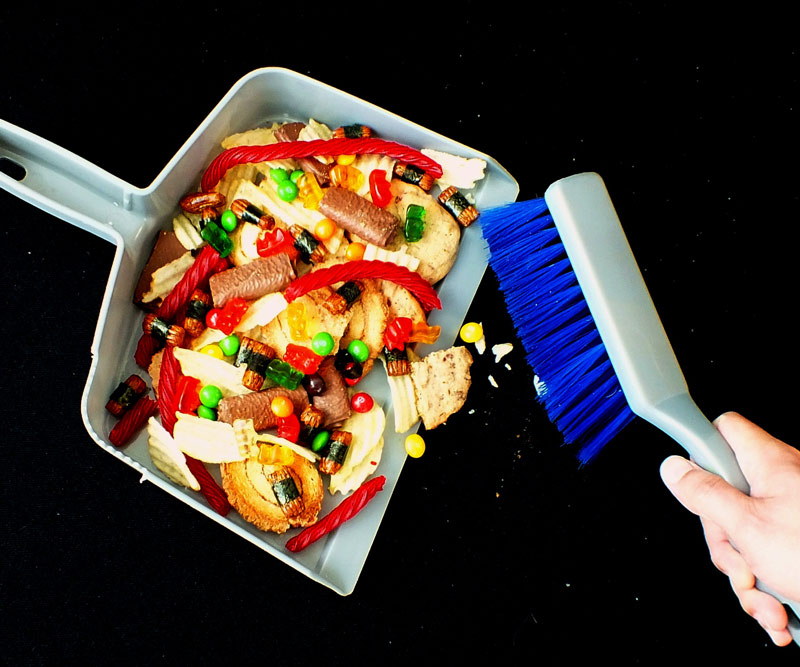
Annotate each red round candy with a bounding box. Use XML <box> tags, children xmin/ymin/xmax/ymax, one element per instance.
<box><xmin>206</xmin><ymin>308</ymin><xmax>222</xmax><ymax>328</ymax></box>
<box><xmin>351</xmin><ymin>392</ymin><xmax>374</xmax><ymax>413</ymax></box>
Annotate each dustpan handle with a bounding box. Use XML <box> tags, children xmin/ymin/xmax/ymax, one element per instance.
<box><xmin>0</xmin><ymin>118</ymin><xmax>144</xmax><ymax>246</ymax></box>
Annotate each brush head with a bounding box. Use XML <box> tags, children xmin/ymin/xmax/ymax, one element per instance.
<box><xmin>479</xmin><ymin>198</ymin><xmax>635</xmax><ymax>463</ymax></box>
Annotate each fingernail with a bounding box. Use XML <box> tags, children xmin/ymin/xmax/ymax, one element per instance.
<box><xmin>659</xmin><ymin>456</ymin><xmax>692</xmax><ymax>486</ymax></box>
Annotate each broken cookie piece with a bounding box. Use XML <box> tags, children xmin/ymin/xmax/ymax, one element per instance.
<box><xmin>134</xmin><ymin>230</ymin><xmax>192</xmax><ymax>310</ymax></box>
<box><xmin>409</xmin><ymin>346</ymin><xmax>473</xmax><ymax>429</ymax></box>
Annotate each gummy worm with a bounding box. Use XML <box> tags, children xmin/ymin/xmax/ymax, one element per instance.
<box><xmin>285</xmin><ymin>475</ymin><xmax>386</xmax><ymax>552</ymax></box>
<box><xmin>157</xmin><ymin>346</ymin><xmax>231</xmax><ymax>516</ymax></box>
<box><xmin>284</xmin><ymin>260</ymin><xmax>442</xmax><ymax>312</ymax></box>
<box><xmin>200</xmin><ymin>138</ymin><xmax>443</xmax><ymax>192</ymax></box>
<box><xmin>109</xmin><ymin>396</ymin><xmax>158</xmax><ymax>448</ymax></box>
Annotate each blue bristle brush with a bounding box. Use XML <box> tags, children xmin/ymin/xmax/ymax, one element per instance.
<box><xmin>479</xmin><ymin>171</ymin><xmax>799</xmax><ymax>642</ymax></box>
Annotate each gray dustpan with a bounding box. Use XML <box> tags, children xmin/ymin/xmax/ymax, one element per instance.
<box><xmin>0</xmin><ymin>67</ymin><xmax>519</xmax><ymax>594</ymax></box>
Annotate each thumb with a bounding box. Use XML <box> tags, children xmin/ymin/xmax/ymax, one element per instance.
<box><xmin>660</xmin><ymin>455</ymin><xmax>752</xmax><ymax>534</ymax></box>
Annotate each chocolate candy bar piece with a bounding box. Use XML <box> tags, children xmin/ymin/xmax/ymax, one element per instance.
<box><xmin>209</xmin><ymin>254</ymin><xmax>296</xmax><ymax>308</ymax></box>
<box><xmin>318</xmin><ymin>187</ymin><xmax>399</xmax><ymax>248</ymax></box>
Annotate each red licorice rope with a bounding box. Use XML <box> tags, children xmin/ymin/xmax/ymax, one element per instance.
<box><xmin>134</xmin><ymin>334</ymin><xmax>161</xmax><ymax>369</ymax></box>
<box><xmin>200</xmin><ymin>138</ymin><xmax>443</xmax><ymax>192</ymax></box>
<box><xmin>157</xmin><ymin>346</ymin><xmax>231</xmax><ymax>516</ymax></box>
<box><xmin>184</xmin><ymin>456</ymin><xmax>231</xmax><ymax>517</ymax></box>
<box><xmin>284</xmin><ymin>260</ymin><xmax>442</xmax><ymax>312</ymax></box>
<box><xmin>109</xmin><ymin>396</ymin><xmax>158</xmax><ymax>448</ymax></box>
<box><xmin>157</xmin><ymin>346</ymin><xmax>181</xmax><ymax>437</ymax></box>
<box><xmin>157</xmin><ymin>245</ymin><xmax>227</xmax><ymax>322</ymax></box>
<box><xmin>134</xmin><ymin>245</ymin><xmax>228</xmax><ymax>368</ymax></box>
<box><xmin>285</xmin><ymin>475</ymin><xmax>386</xmax><ymax>552</ymax></box>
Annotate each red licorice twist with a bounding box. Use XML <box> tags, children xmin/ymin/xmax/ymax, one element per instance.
<box><xmin>157</xmin><ymin>346</ymin><xmax>181</xmax><ymax>437</ymax></box>
<box><xmin>285</xmin><ymin>475</ymin><xmax>386</xmax><ymax>552</ymax></box>
<box><xmin>284</xmin><ymin>260</ymin><xmax>441</xmax><ymax>312</ymax></box>
<box><xmin>184</xmin><ymin>456</ymin><xmax>231</xmax><ymax>517</ymax></box>
<box><xmin>157</xmin><ymin>245</ymin><xmax>226</xmax><ymax>321</ymax></box>
<box><xmin>109</xmin><ymin>396</ymin><xmax>158</xmax><ymax>448</ymax></box>
<box><xmin>134</xmin><ymin>246</ymin><xmax>227</xmax><ymax>368</ymax></box>
<box><xmin>134</xmin><ymin>333</ymin><xmax>161</xmax><ymax>369</ymax></box>
<box><xmin>200</xmin><ymin>138</ymin><xmax>443</xmax><ymax>192</ymax></box>
<box><xmin>156</xmin><ymin>345</ymin><xmax>230</xmax><ymax>515</ymax></box>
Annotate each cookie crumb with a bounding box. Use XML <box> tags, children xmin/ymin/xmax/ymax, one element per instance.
<box><xmin>491</xmin><ymin>342</ymin><xmax>513</xmax><ymax>363</ymax></box>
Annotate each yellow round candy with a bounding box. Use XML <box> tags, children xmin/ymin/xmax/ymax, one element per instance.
<box><xmin>405</xmin><ymin>433</ymin><xmax>426</xmax><ymax>458</ymax></box>
<box><xmin>270</xmin><ymin>395</ymin><xmax>295</xmax><ymax>418</ymax></box>
<box><xmin>314</xmin><ymin>218</ymin><xmax>336</xmax><ymax>241</ymax></box>
<box><xmin>200</xmin><ymin>344</ymin><xmax>225</xmax><ymax>359</ymax></box>
<box><xmin>346</xmin><ymin>242</ymin><xmax>366</xmax><ymax>261</ymax></box>
<box><xmin>336</xmin><ymin>154</ymin><xmax>356</xmax><ymax>165</ymax></box>
<box><xmin>459</xmin><ymin>322</ymin><xmax>484</xmax><ymax>344</ymax></box>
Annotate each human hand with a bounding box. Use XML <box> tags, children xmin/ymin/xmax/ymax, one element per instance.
<box><xmin>659</xmin><ymin>411</ymin><xmax>800</xmax><ymax>647</ymax></box>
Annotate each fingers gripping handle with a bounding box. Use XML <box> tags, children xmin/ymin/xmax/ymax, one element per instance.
<box><xmin>757</xmin><ymin>583</ymin><xmax>800</xmax><ymax>643</ymax></box>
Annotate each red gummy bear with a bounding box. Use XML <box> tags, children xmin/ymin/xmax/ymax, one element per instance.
<box><xmin>256</xmin><ymin>228</ymin><xmax>299</xmax><ymax>261</ymax></box>
<box><xmin>277</xmin><ymin>413</ymin><xmax>300</xmax><ymax>443</ymax></box>
<box><xmin>176</xmin><ymin>375</ymin><xmax>202</xmax><ymax>413</ymax></box>
<box><xmin>369</xmin><ymin>169</ymin><xmax>392</xmax><ymax>208</ymax></box>
<box><xmin>283</xmin><ymin>343</ymin><xmax>324</xmax><ymax>375</ymax></box>
<box><xmin>206</xmin><ymin>297</ymin><xmax>249</xmax><ymax>335</ymax></box>
<box><xmin>383</xmin><ymin>316</ymin><xmax>413</xmax><ymax>351</ymax></box>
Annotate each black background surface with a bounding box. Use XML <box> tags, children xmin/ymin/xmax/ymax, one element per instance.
<box><xmin>1</xmin><ymin>5</ymin><xmax>797</xmax><ymax>664</ymax></box>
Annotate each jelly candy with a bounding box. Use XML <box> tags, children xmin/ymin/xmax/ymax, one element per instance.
<box><xmin>206</xmin><ymin>297</ymin><xmax>249</xmax><ymax>335</ymax></box>
<box><xmin>403</xmin><ymin>204</ymin><xmax>426</xmax><ymax>243</ymax></box>
<box><xmin>265</xmin><ymin>359</ymin><xmax>304</xmax><ymax>390</ymax></box>
<box><xmin>383</xmin><ymin>317</ymin><xmax>414</xmax><ymax>351</ymax></box>
<box><xmin>286</xmin><ymin>302</ymin><xmax>308</xmax><ymax>341</ymax></box>
<box><xmin>283</xmin><ymin>343</ymin><xmax>324</xmax><ymax>375</ymax></box>
<box><xmin>330</xmin><ymin>163</ymin><xmax>364</xmax><ymax>191</ymax></box>
<box><xmin>369</xmin><ymin>169</ymin><xmax>392</xmax><ymax>208</ymax></box>
<box><xmin>177</xmin><ymin>376</ymin><xmax>202</xmax><ymax>413</ymax></box>
<box><xmin>256</xmin><ymin>227</ymin><xmax>298</xmax><ymax>260</ymax></box>
<box><xmin>408</xmin><ymin>321</ymin><xmax>441</xmax><ymax>345</ymax></box>
<box><xmin>277</xmin><ymin>413</ymin><xmax>301</xmax><ymax>443</ymax></box>
<box><xmin>200</xmin><ymin>211</ymin><xmax>233</xmax><ymax>257</ymax></box>
<box><xmin>296</xmin><ymin>172</ymin><xmax>324</xmax><ymax>210</ymax></box>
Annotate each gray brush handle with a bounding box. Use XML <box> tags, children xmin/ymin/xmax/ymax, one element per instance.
<box><xmin>545</xmin><ymin>171</ymin><xmax>799</xmax><ymax>645</ymax></box>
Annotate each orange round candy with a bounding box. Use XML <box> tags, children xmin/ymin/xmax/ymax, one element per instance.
<box><xmin>270</xmin><ymin>395</ymin><xmax>294</xmax><ymax>418</ymax></box>
<box><xmin>314</xmin><ymin>218</ymin><xmax>336</xmax><ymax>241</ymax></box>
<box><xmin>346</xmin><ymin>242</ymin><xmax>366</xmax><ymax>261</ymax></box>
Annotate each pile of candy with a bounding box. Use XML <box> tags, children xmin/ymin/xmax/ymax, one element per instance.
<box><xmin>107</xmin><ymin>116</ymin><xmax>488</xmax><ymax>547</ymax></box>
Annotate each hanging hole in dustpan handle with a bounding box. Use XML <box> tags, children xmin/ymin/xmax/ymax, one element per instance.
<box><xmin>0</xmin><ymin>156</ymin><xmax>26</xmax><ymax>181</ymax></box>
<box><xmin>0</xmin><ymin>118</ymin><xmax>143</xmax><ymax>246</ymax></box>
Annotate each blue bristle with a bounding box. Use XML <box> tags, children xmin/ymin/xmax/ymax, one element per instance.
<box><xmin>479</xmin><ymin>199</ymin><xmax>636</xmax><ymax>463</ymax></box>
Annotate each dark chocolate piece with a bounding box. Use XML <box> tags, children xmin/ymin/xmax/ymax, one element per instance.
<box><xmin>216</xmin><ymin>388</ymin><xmax>310</xmax><ymax>431</ymax></box>
<box><xmin>133</xmin><ymin>230</ymin><xmax>189</xmax><ymax>309</ymax></box>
